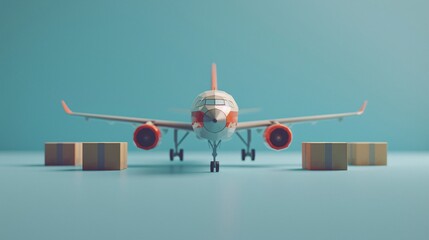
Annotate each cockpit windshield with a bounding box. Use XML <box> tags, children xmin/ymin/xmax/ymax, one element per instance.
<box><xmin>205</xmin><ymin>99</ymin><xmax>225</xmax><ymax>105</ymax></box>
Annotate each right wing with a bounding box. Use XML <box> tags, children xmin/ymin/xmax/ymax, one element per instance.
<box><xmin>61</xmin><ymin>100</ymin><xmax>193</xmax><ymax>131</ymax></box>
<box><xmin>236</xmin><ymin>101</ymin><xmax>367</xmax><ymax>130</ymax></box>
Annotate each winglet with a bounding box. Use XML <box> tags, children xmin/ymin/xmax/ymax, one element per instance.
<box><xmin>358</xmin><ymin>100</ymin><xmax>368</xmax><ymax>115</ymax></box>
<box><xmin>211</xmin><ymin>63</ymin><xmax>217</xmax><ymax>90</ymax></box>
<box><xmin>61</xmin><ymin>100</ymin><xmax>73</xmax><ymax>114</ymax></box>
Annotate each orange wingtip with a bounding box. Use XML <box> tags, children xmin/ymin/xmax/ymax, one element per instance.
<box><xmin>61</xmin><ymin>100</ymin><xmax>73</xmax><ymax>114</ymax></box>
<box><xmin>358</xmin><ymin>100</ymin><xmax>368</xmax><ymax>114</ymax></box>
<box><xmin>211</xmin><ymin>63</ymin><xmax>217</xmax><ymax>90</ymax></box>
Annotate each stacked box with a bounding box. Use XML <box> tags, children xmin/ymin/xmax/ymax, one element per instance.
<box><xmin>45</xmin><ymin>143</ymin><xmax>82</xmax><ymax>166</ymax></box>
<box><xmin>348</xmin><ymin>142</ymin><xmax>387</xmax><ymax>165</ymax></box>
<box><xmin>302</xmin><ymin>142</ymin><xmax>348</xmax><ymax>170</ymax></box>
<box><xmin>83</xmin><ymin>142</ymin><xmax>127</xmax><ymax>170</ymax></box>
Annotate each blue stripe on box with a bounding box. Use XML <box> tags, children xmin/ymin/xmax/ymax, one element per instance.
<box><xmin>56</xmin><ymin>144</ymin><xmax>63</xmax><ymax>165</ymax></box>
<box><xmin>369</xmin><ymin>144</ymin><xmax>375</xmax><ymax>165</ymax></box>
<box><xmin>325</xmin><ymin>143</ymin><xmax>332</xmax><ymax>170</ymax></box>
<box><xmin>97</xmin><ymin>144</ymin><xmax>105</xmax><ymax>169</ymax></box>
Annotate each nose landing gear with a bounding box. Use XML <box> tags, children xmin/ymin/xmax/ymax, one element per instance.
<box><xmin>210</xmin><ymin>160</ymin><xmax>219</xmax><ymax>172</ymax></box>
<box><xmin>208</xmin><ymin>140</ymin><xmax>221</xmax><ymax>172</ymax></box>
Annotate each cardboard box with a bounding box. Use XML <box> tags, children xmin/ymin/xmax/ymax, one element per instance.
<box><xmin>302</xmin><ymin>142</ymin><xmax>348</xmax><ymax>170</ymax></box>
<box><xmin>83</xmin><ymin>142</ymin><xmax>127</xmax><ymax>170</ymax></box>
<box><xmin>348</xmin><ymin>142</ymin><xmax>387</xmax><ymax>165</ymax></box>
<box><xmin>45</xmin><ymin>143</ymin><xmax>82</xmax><ymax>166</ymax></box>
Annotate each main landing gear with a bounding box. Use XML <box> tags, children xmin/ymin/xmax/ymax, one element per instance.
<box><xmin>208</xmin><ymin>140</ymin><xmax>221</xmax><ymax>172</ymax></box>
<box><xmin>169</xmin><ymin>129</ymin><xmax>189</xmax><ymax>161</ymax></box>
<box><xmin>236</xmin><ymin>129</ymin><xmax>256</xmax><ymax>161</ymax></box>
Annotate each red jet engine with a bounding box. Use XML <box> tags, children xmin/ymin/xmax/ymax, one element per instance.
<box><xmin>133</xmin><ymin>124</ymin><xmax>161</xmax><ymax>150</ymax></box>
<box><xmin>263</xmin><ymin>124</ymin><xmax>293</xmax><ymax>150</ymax></box>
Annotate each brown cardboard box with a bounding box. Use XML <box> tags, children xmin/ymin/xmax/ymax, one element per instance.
<box><xmin>348</xmin><ymin>142</ymin><xmax>387</xmax><ymax>165</ymax></box>
<box><xmin>83</xmin><ymin>142</ymin><xmax>127</xmax><ymax>170</ymax></box>
<box><xmin>302</xmin><ymin>142</ymin><xmax>348</xmax><ymax>170</ymax></box>
<box><xmin>45</xmin><ymin>143</ymin><xmax>82</xmax><ymax>166</ymax></box>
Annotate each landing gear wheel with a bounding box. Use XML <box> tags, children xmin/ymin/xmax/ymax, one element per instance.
<box><xmin>179</xmin><ymin>149</ymin><xmax>184</xmax><ymax>161</ymax></box>
<box><xmin>241</xmin><ymin>149</ymin><xmax>246</xmax><ymax>161</ymax></box>
<box><xmin>169</xmin><ymin>149</ymin><xmax>174</xmax><ymax>161</ymax></box>
<box><xmin>208</xmin><ymin>140</ymin><xmax>221</xmax><ymax>173</ymax></box>
<box><xmin>170</xmin><ymin>129</ymin><xmax>189</xmax><ymax>162</ymax></box>
<box><xmin>210</xmin><ymin>161</ymin><xmax>214</xmax><ymax>172</ymax></box>
<box><xmin>251</xmin><ymin>149</ymin><xmax>256</xmax><ymax>161</ymax></box>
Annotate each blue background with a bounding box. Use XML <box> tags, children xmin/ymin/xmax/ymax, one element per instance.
<box><xmin>1</xmin><ymin>0</ymin><xmax>428</xmax><ymax>151</ymax></box>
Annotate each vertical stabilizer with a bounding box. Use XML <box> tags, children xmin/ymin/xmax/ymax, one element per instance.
<box><xmin>211</xmin><ymin>63</ymin><xmax>217</xmax><ymax>90</ymax></box>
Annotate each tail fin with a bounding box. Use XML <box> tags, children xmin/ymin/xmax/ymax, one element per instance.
<box><xmin>211</xmin><ymin>63</ymin><xmax>217</xmax><ymax>90</ymax></box>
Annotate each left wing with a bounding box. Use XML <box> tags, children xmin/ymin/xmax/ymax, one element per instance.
<box><xmin>61</xmin><ymin>100</ymin><xmax>193</xmax><ymax>131</ymax></box>
<box><xmin>236</xmin><ymin>101</ymin><xmax>367</xmax><ymax>130</ymax></box>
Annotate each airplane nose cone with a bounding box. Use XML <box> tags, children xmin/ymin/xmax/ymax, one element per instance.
<box><xmin>203</xmin><ymin>109</ymin><xmax>226</xmax><ymax>133</ymax></box>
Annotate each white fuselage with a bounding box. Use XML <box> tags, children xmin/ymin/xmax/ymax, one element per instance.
<box><xmin>191</xmin><ymin>90</ymin><xmax>239</xmax><ymax>141</ymax></box>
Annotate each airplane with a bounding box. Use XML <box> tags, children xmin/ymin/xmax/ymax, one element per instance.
<box><xmin>61</xmin><ymin>63</ymin><xmax>367</xmax><ymax>172</ymax></box>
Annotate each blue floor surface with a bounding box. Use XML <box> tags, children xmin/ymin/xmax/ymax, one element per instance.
<box><xmin>1</xmin><ymin>151</ymin><xmax>428</xmax><ymax>240</ymax></box>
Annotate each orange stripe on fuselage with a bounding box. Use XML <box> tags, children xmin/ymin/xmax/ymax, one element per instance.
<box><xmin>226</xmin><ymin>111</ymin><xmax>238</xmax><ymax>128</ymax></box>
<box><xmin>191</xmin><ymin>111</ymin><xmax>204</xmax><ymax>128</ymax></box>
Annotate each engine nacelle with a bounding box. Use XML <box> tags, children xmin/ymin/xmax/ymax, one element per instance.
<box><xmin>263</xmin><ymin>124</ymin><xmax>293</xmax><ymax>150</ymax></box>
<box><xmin>133</xmin><ymin>124</ymin><xmax>161</xmax><ymax>150</ymax></box>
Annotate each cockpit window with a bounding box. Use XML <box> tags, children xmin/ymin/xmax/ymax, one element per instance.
<box><xmin>205</xmin><ymin>99</ymin><xmax>225</xmax><ymax>105</ymax></box>
<box><xmin>215</xmin><ymin>99</ymin><xmax>225</xmax><ymax>105</ymax></box>
<box><xmin>196</xmin><ymin>100</ymin><xmax>204</xmax><ymax>107</ymax></box>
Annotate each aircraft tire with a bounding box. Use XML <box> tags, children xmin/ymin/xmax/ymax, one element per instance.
<box><xmin>169</xmin><ymin>149</ymin><xmax>174</xmax><ymax>161</ymax></box>
<box><xmin>210</xmin><ymin>161</ymin><xmax>214</xmax><ymax>172</ymax></box>
<box><xmin>179</xmin><ymin>149</ymin><xmax>184</xmax><ymax>161</ymax></box>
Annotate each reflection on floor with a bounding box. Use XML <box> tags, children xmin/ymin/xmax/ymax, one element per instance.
<box><xmin>1</xmin><ymin>151</ymin><xmax>428</xmax><ymax>240</ymax></box>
